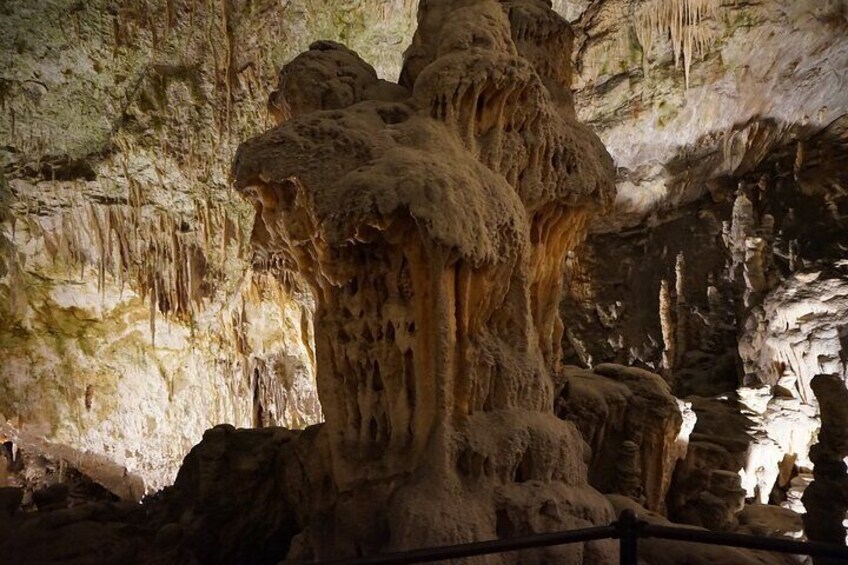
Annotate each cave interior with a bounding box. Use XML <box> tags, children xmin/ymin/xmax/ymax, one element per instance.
<box><xmin>1</xmin><ymin>0</ymin><xmax>848</xmax><ymax>563</ymax></box>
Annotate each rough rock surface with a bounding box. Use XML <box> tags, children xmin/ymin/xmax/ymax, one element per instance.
<box><xmin>740</xmin><ymin>265</ymin><xmax>848</xmax><ymax>405</ymax></box>
<box><xmin>0</xmin><ymin>0</ymin><xmax>423</xmax><ymax>495</ymax></box>
<box><xmin>608</xmin><ymin>495</ymin><xmax>795</xmax><ymax>565</ymax></box>
<box><xmin>1</xmin><ymin>422</ymin><xmax>795</xmax><ymax>564</ymax></box>
<box><xmin>562</xmin><ymin>16</ymin><xmax>848</xmax><ymax>535</ymax></box>
<box><xmin>803</xmin><ymin>374</ymin><xmax>848</xmax><ymax>553</ymax></box>
<box><xmin>2</xmin><ymin>0</ymin><xmax>848</xmax><ymax>559</ymax></box>
<box><xmin>231</xmin><ymin>1</ymin><xmax>619</xmax><ymax>559</ymax></box>
<box><xmin>737</xmin><ymin>503</ymin><xmax>805</xmax><ymax>540</ymax></box>
<box><xmin>563</xmin><ymin>108</ymin><xmax>848</xmax><ymax>534</ymax></box>
<box><xmin>556</xmin><ymin>363</ymin><xmax>689</xmax><ymax>512</ymax></box>
<box><xmin>572</xmin><ymin>0</ymin><xmax>848</xmax><ymax>229</ymax></box>
<box><xmin>666</xmin><ymin>395</ymin><xmax>753</xmax><ymax>531</ymax></box>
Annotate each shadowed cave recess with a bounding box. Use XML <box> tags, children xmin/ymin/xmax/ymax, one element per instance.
<box><xmin>1</xmin><ymin>0</ymin><xmax>847</xmax><ymax>563</ymax></box>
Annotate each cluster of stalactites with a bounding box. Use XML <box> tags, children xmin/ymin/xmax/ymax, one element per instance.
<box><xmin>11</xmin><ymin>186</ymin><xmax>245</xmax><ymax>344</ymax></box>
<box><xmin>634</xmin><ymin>0</ymin><xmax>721</xmax><ymax>88</ymax></box>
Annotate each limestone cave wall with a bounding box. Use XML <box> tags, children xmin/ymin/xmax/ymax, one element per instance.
<box><xmin>0</xmin><ymin>0</ymin><xmax>422</xmax><ymax>496</ymax></box>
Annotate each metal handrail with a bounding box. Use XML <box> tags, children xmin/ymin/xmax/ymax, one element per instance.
<box><xmin>319</xmin><ymin>525</ymin><xmax>616</xmax><ymax>565</ymax></box>
<box><xmin>640</xmin><ymin>523</ymin><xmax>848</xmax><ymax>558</ymax></box>
<box><xmin>315</xmin><ymin>509</ymin><xmax>848</xmax><ymax>564</ymax></box>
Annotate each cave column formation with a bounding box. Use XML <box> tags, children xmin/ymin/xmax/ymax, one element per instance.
<box><xmin>233</xmin><ymin>0</ymin><xmax>617</xmax><ymax>559</ymax></box>
<box><xmin>803</xmin><ymin>374</ymin><xmax>848</xmax><ymax>561</ymax></box>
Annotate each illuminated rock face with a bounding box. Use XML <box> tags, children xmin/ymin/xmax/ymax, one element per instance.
<box><xmin>561</xmin><ymin>110</ymin><xmax>848</xmax><ymax>532</ymax></box>
<box><xmin>740</xmin><ymin>267</ymin><xmax>848</xmax><ymax>407</ymax></box>
<box><xmin>571</xmin><ymin>0</ymin><xmax>848</xmax><ymax>230</ymax></box>
<box><xmin>234</xmin><ymin>0</ymin><xmax>617</xmax><ymax>559</ymax></box>
<box><xmin>1</xmin><ymin>0</ymin><xmax>402</xmax><ymax>498</ymax></box>
<box><xmin>0</xmin><ymin>263</ymin><xmax>319</xmax><ymax>497</ymax></box>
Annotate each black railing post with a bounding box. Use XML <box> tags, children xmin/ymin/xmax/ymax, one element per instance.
<box><xmin>615</xmin><ymin>508</ymin><xmax>640</xmax><ymax>565</ymax></box>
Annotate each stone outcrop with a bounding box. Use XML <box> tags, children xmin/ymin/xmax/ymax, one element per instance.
<box><xmin>556</xmin><ymin>363</ymin><xmax>690</xmax><ymax>512</ymax></box>
<box><xmin>152</xmin><ymin>424</ymin><xmax>303</xmax><ymax>564</ymax></box>
<box><xmin>608</xmin><ymin>495</ymin><xmax>796</xmax><ymax>565</ymax></box>
<box><xmin>803</xmin><ymin>374</ymin><xmax>848</xmax><ymax>557</ymax></box>
<box><xmin>666</xmin><ymin>396</ymin><xmax>752</xmax><ymax>531</ymax></box>
<box><xmin>231</xmin><ymin>0</ymin><xmax>618</xmax><ymax>559</ymax></box>
<box><xmin>737</xmin><ymin>503</ymin><xmax>804</xmax><ymax>540</ymax></box>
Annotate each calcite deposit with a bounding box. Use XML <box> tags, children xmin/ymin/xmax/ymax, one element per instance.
<box><xmin>557</xmin><ymin>363</ymin><xmax>689</xmax><ymax>512</ymax></box>
<box><xmin>232</xmin><ymin>0</ymin><xmax>618</xmax><ymax>557</ymax></box>
<box><xmin>803</xmin><ymin>374</ymin><xmax>848</xmax><ymax>551</ymax></box>
<box><xmin>0</xmin><ymin>0</ymin><xmax>363</xmax><ymax>496</ymax></box>
<box><xmin>2</xmin><ymin>0</ymin><xmax>848</xmax><ymax>563</ymax></box>
<box><xmin>572</xmin><ymin>0</ymin><xmax>848</xmax><ymax>228</ymax></box>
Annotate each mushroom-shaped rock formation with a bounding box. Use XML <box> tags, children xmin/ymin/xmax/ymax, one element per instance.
<box><xmin>233</xmin><ymin>0</ymin><xmax>616</xmax><ymax>560</ymax></box>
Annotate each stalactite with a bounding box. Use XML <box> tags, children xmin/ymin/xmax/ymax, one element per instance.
<box><xmin>794</xmin><ymin>142</ymin><xmax>805</xmax><ymax>180</ymax></box>
<box><xmin>635</xmin><ymin>0</ymin><xmax>720</xmax><ymax>88</ymax></box>
<box><xmin>11</xmin><ymin>181</ymin><xmax>244</xmax><ymax>343</ymax></box>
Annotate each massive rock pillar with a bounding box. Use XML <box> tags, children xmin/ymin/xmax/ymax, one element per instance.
<box><xmin>803</xmin><ymin>374</ymin><xmax>848</xmax><ymax>563</ymax></box>
<box><xmin>233</xmin><ymin>1</ymin><xmax>616</xmax><ymax>560</ymax></box>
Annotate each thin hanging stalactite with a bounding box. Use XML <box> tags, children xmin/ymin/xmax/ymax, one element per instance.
<box><xmin>634</xmin><ymin>0</ymin><xmax>721</xmax><ymax>89</ymax></box>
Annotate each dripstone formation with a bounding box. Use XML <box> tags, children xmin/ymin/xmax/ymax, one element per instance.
<box><xmin>232</xmin><ymin>0</ymin><xmax>617</xmax><ymax>559</ymax></box>
<box><xmin>2</xmin><ymin>1</ymin><xmax>845</xmax><ymax>564</ymax></box>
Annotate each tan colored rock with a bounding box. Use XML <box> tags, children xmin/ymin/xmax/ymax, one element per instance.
<box><xmin>557</xmin><ymin>363</ymin><xmax>685</xmax><ymax>512</ymax></box>
<box><xmin>737</xmin><ymin>504</ymin><xmax>804</xmax><ymax>540</ymax></box>
<box><xmin>233</xmin><ymin>0</ymin><xmax>616</xmax><ymax>559</ymax></box>
<box><xmin>0</xmin><ymin>258</ymin><xmax>319</xmax><ymax>494</ymax></box>
<box><xmin>666</xmin><ymin>396</ymin><xmax>750</xmax><ymax>529</ymax></box>
<box><xmin>0</xmin><ymin>0</ymin><xmax>401</xmax><ymax>496</ymax></box>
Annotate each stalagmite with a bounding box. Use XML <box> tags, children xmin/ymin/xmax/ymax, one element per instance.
<box><xmin>232</xmin><ymin>1</ymin><xmax>617</xmax><ymax>559</ymax></box>
<box><xmin>674</xmin><ymin>251</ymin><xmax>687</xmax><ymax>368</ymax></box>
<box><xmin>659</xmin><ymin>278</ymin><xmax>675</xmax><ymax>370</ymax></box>
<box><xmin>556</xmin><ymin>364</ymin><xmax>686</xmax><ymax>512</ymax></box>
